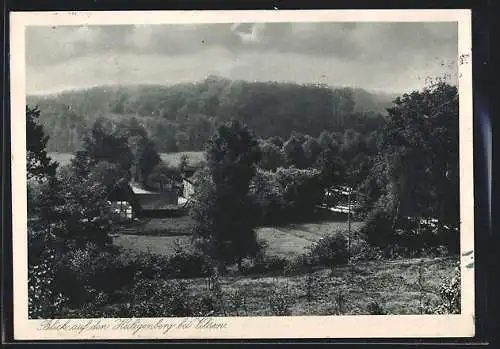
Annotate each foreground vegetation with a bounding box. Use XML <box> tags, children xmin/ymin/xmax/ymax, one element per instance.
<box><xmin>57</xmin><ymin>255</ymin><xmax>458</xmax><ymax>318</ymax></box>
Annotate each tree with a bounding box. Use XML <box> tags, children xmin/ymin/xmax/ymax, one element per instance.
<box><xmin>178</xmin><ymin>154</ymin><xmax>189</xmax><ymax>173</ymax></box>
<box><xmin>26</xmin><ymin>105</ymin><xmax>63</xmax><ymax>261</ymax></box>
<box><xmin>274</xmin><ymin>167</ymin><xmax>323</xmax><ymax>219</ymax></box>
<box><xmin>258</xmin><ymin>139</ymin><xmax>285</xmax><ymax>171</ymax></box>
<box><xmin>302</xmin><ymin>136</ymin><xmax>322</xmax><ymax>167</ymax></box>
<box><xmin>191</xmin><ymin>120</ymin><xmax>261</xmax><ymax>272</ymax></box>
<box><xmin>149</xmin><ymin>160</ymin><xmax>179</xmax><ymax>191</ymax></box>
<box><xmin>318</xmin><ymin>130</ymin><xmax>333</xmax><ymax>150</ymax></box>
<box><xmin>250</xmin><ymin>169</ymin><xmax>286</xmax><ymax>224</ymax></box>
<box><xmin>26</xmin><ymin>106</ymin><xmax>58</xmax><ymax>182</ymax></box>
<box><xmin>361</xmin><ymin>82</ymin><xmax>459</xmax><ymax>238</ymax></box>
<box><xmin>136</xmin><ymin>139</ymin><xmax>161</xmax><ymax>184</ymax></box>
<box><xmin>175</xmin><ymin>131</ymin><xmax>190</xmax><ymax>151</ymax></box>
<box><xmin>282</xmin><ymin>135</ymin><xmax>307</xmax><ymax>168</ymax></box>
<box><xmin>72</xmin><ymin>119</ymin><xmax>133</xmax><ymax>177</ymax></box>
<box><xmin>315</xmin><ymin>148</ymin><xmax>346</xmax><ymax>189</ymax></box>
<box><xmin>267</xmin><ymin>136</ymin><xmax>285</xmax><ymax>148</ymax></box>
<box><xmin>115</xmin><ymin>118</ymin><xmax>160</xmax><ymax>184</ymax></box>
<box><xmin>53</xmin><ymin>164</ymin><xmax>113</xmax><ymax>248</ymax></box>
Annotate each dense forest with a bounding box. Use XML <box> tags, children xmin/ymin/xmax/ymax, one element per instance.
<box><xmin>27</xmin><ymin>76</ymin><xmax>396</xmax><ymax>153</ymax></box>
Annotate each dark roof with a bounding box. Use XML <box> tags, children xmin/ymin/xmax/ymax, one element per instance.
<box><xmin>136</xmin><ymin>192</ymin><xmax>179</xmax><ymax>211</ymax></box>
<box><xmin>106</xmin><ymin>178</ymin><xmax>141</xmax><ymax>212</ymax></box>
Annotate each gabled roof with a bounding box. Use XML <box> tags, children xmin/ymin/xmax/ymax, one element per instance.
<box><xmin>135</xmin><ymin>192</ymin><xmax>179</xmax><ymax>211</ymax></box>
<box><xmin>129</xmin><ymin>183</ymin><xmax>157</xmax><ymax>194</ymax></box>
<box><xmin>106</xmin><ymin>178</ymin><xmax>141</xmax><ymax>212</ymax></box>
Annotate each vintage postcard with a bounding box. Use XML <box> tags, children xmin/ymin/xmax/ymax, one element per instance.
<box><xmin>10</xmin><ymin>9</ymin><xmax>474</xmax><ymax>340</ymax></box>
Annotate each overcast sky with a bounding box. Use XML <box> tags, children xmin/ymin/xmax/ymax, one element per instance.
<box><xmin>25</xmin><ymin>22</ymin><xmax>458</xmax><ymax>95</ymax></box>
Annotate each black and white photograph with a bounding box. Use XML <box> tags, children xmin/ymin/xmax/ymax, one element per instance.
<box><xmin>10</xmin><ymin>10</ymin><xmax>474</xmax><ymax>340</ymax></box>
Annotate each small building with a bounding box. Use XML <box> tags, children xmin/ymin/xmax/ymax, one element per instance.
<box><xmin>182</xmin><ymin>178</ymin><xmax>195</xmax><ymax>200</ymax></box>
<box><xmin>135</xmin><ymin>191</ymin><xmax>182</xmax><ymax>218</ymax></box>
<box><xmin>106</xmin><ymin>178</ymin><xmax>183</xmax><ymax>220</ymax></box>
<box><xmin>180</xmin><ymin>167</ymin><xmax>197</xmax><ymax>200</ymax></box>
<box><xmin>322</xmin><ymin>185</ymin><xmax>360</xmax><ymax>213</ymax></box>
<box><xmin>106</xmin><ymin>178</ymin><xmax>141</xmax><ymax>221</ymax></box>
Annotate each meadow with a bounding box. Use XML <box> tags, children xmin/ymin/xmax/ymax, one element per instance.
<box><xmin>180</xmin><ymin>256</ymin><xmax>457</xmax><ymax>316</ymax></box>
<box><xmin>107</xmin><ymin>215</ymin><xmax>457</xmax><ymax>316</ymax></box>
<box><xmin>112</xmin><ymin>218</ymin><xmax>363</xmax><ymax>259</ymax></box>
<box><xmin>49</xmin><ymin>151</ymin><xmax>206</xmax><ymax>168</ymax></box>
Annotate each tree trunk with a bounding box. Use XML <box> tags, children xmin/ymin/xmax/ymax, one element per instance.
<box><xmin>392</xmin><ymin>199</ymin><xmax>400</xmax><ymax>233</ymax></box>
<box><xmin>237</xmin><ymin>257</ymin><xmax>243</xmax><ymax>273</ymax></box>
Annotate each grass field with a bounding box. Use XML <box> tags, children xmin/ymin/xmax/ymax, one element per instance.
<box><xmin>181</xmin><ymin>256</ymin><xmax>457</xmax><ymax>315</ymax></box>
<box><xmin>49</xmin><ymin>151</ymin><xmax>206</xmax><ymax>168</ymax></box>
<box><xmin>92</xmin><ymin>254</ymin><xmax>458</xmax><ymax>316</ymax></box>
<box><xmin>49</xmin><ymin>152</ymin><xmax>74</xmax><ymax>167</ymax></box>
<box><xmin>113</xmin><ymin>219</ymin><xmax>363</xmax><ymax>259</ymax></box>
<box><xmin>160</xmin><ymin>151</ymin><xmax>205</xmax><ymax>167</ymax></box>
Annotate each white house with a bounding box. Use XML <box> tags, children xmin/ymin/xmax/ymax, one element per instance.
<box><xmin>182</xmin><ymin>178</ymin><xmax>195</xmax><ymax>200</ymax></box>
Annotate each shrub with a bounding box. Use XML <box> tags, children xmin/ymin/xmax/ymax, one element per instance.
<box><xmin>242</xmin><ymin>256</ymin><xmax>289</xmax><ymax>276</ymax></box>
<box><xmin>227</xmin><ymin>289</ymin><xmax>248</xmax><ymax>316</ymax></box>
<box><xmin>304</xmin><ymin>261</ymin><xmax>317</xmax><ymax>303</ymax></box>
<box><xmin>367</xmin><ymin>301</ymin><xmax>386</xmax><ymax>315</ymax></box>
<box><xmin>250</xmin><ymin>167</ymin><xmax>324</xmax><ymax>224</ymax></box>
<box><xmin>128</xmin><ymin>278</ymin><xmax>194</xmax><ymax>317</ymax></box>
<box><xmin>427</xmin><ymin>262</ymin><xmax>461</xmax><ymax>314</ymax></box>
<box><xmin>28</xmin><ymin>249</ymin><xmax>68</xmax><ymax>319</ymax></box>
<box><xmin>436</xmin><ymin>226</ymin><xmax>460</xmax><ymax>255</ymax></box>
<box><xmin>308</xmin><ymin>233</ymin><xmax>348</xmax><ymax>268</ymax></box>
<box><xmin>360</xmin><ymin>208</ymin><xmax>395</xmax><ymax>248</ymax></box>
<box><xmin>54</xmin><ymin>244</ymin><xmax>135</xmax><ymax>305</ymax></box>
<box><xmin>268</xmin><ymin>281</ymin><xmax>294</xmax><ymax>316</ymax></box>
<box><xmin>165</xmin><ymin>244</ymin><xmax>212</xmax><ymax>278</ymax></box>
<box><xmin>333</xmin><ymin>289</ymin><xmax>347</xmax><ymax>315</ymax></box>
<box><xmin>348</xmin><ymin>238</ymin><xmax>384</xmax><ymax>262</ymax></box>
<box><xmin>194</xmin><ymin>293</ymin><xmax>221</xmax><ymax>316</ymax></box>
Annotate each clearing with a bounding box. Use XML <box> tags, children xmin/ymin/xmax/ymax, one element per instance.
<box><xmin>182</xmin><ymin>256</ymin><xmax>458</xmax><ymax>315</ymax></box>
<box><xmin>113</xmin><ymin>219</ymin><xmax>363</xmax><ymax>259</ymax></box>
<box><xmin>159</xmin><ymin>151</ymin><xmax>205</xmax><ymax>167</ymax></box>
<box><xmin>49</xmin><ymin>151</ymin><xmax>206</xmax><ymax>168</ymax></box>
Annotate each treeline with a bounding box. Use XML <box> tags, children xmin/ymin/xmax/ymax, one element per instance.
<box><xmin>27</xmin><ymin>76</ymin><xmax>394</xmax><ymax>153</ymax></box>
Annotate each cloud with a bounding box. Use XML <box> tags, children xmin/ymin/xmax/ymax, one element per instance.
<box><xmin>25</xmin><ymin>22</ymin><xmax>458</xmax><ymax>94</ymax></box>
<box><xmin>230</xmin><ymin>23</ymin><xmax>266</xmax><ymax>43</ymax></box>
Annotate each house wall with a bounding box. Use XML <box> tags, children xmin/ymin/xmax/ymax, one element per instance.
<box><xmin>110</xmin><ymin>200</ymin><xmax>133</xmax><ymax>220</ymax></box>
<box><xmin>183</xmin><ymin>180</ymin><xmax>195</xmax><ymax>199</ymax></box>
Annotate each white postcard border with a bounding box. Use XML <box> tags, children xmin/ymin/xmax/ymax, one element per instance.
<box><xmin>10</xmin><ymin>9</ymin><xmax>475</xmax><ymax>340</ymax></box>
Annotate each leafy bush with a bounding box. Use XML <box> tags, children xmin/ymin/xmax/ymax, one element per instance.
<box><xmin>242</xmin><ymin>256</ymin><xmax>289</xmax><ymax>276</ymax></box>
<box><xmin>436</xmin><ymin>226</ymin><xmax>460</xmax><ymax>255</ymax></box>
<box><xmin>348</xmin><ymin>238</ymin><xmax>384</xmax><ymax>262</ymax></box>
<box><xmin>268</xmin><ymin>281</ymin><xmax>294</xmax><ymax>316</ymax></box>
<box><xmin>250</xmin><ymin>167</ymin><xmax>324</xmax><ymax>224</ymax></box>
<box><xmin>28</xmin><ymin>249</ymin><xmax>68</xmax><ymax>319</ymax></box>
<box><xmin>250</xmin><ymin>169</ymin><xmax>287</xmax><ymax>224</ymax></box>
<box><xmin>164</xmin><ymin>244</ymin><xmax>212</xmax><ymax>278</ymax></box>
<box><xmin>127</xmin><ymin>278</ymin><xmax>194</xmax><ymax>317</ymax></box>
<box><xmin>359</xmin><ymin>208</ymin><xmax>395</xmax><ymax>248</ymax></box>
<box><xmin>275</xmin><ymin>167</ymin><xmax>323</xmax><ymax>219</ymax></box>
<box><xmin>333</xmin><ymin>289</ymin><xmax>347</xmax><ymax>315</ymax></box>
<box><xmin>227</xmin><ymin>289</ymin><xmax>249</xmax><ymax>316</ymax></box>
<box><xmin>367</xmin><ymin>301</ymin><xmax>387</xmax><ymax>315</ymax></box>
<box><xmin>426</xmin><ymin>262</ymin><xmax>461</xmax><ymax>314</ymax></box>
<box><xmin>55</xmin><ymin>243</ymin><xmax>136</xmax><ymax>305</ymax></box>
<box><xmin>194</xmin><ymin>293</ymin><xmax>221</xmax><ymax>316</ymax></box>
<box><xmin>308</xmin><ymin>233</ymin><xmax>348</xmax><ymax>268</ymax></box>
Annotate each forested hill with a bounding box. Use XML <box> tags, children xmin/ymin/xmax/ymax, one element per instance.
<box><xmin>27</xmin><ymin>76</ymin><xmax>397</xmax><ymax>153</ymax></box>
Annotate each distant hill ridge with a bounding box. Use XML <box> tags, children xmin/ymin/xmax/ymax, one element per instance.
<box><xmin>27</xmin><ymin>76</ymin><xmax>398</xmax><ymax>153</ymax></box>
